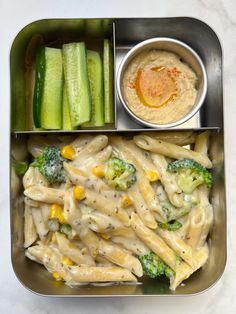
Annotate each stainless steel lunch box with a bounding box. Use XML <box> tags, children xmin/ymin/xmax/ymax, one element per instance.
<box><xmin>10</xmin><ymin>17</ymin><xmax>226</xmax><ymax>297</ymax></box>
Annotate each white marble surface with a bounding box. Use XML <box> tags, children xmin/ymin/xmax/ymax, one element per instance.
<box><xmin>0</xmin><ymin>0</ymin><xmax>235</xmax><ymax>312</ymax></box>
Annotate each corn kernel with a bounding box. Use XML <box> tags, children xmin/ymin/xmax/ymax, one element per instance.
<box><xmin>73</xmin><ymin>186</ymin><xmax>85</xmax><ymax>201</ymax></box>
<box><xmin>92</xmin><ymin>164</ymin><xmax>105</xmax><ymax>178</ymax></box>
<box><xmin>60</xmin><ymin>145</ymin><xmax>75</xmax><ymax>160</ymax></box>
<box><xmin>146</xmin><ymin>170</ymin><xmax>159</xmax><ymax>182</ymax></box>
<box><xmin>101</xmin><ymin>233</ymin><xmax>111</xmax><ymax>240</ymax></box>
<box><xmin>50</xmin><ymin>204</ymin><xmax>62</xmax><ymax>218</ymax></box>
<box><xmin>62</xmin><ymin>256</ymin><xmax>74</xmax><ymax>266</ymax></box>
<box><xmin>122</xmin><ymin>194</ymin><xmax>133</xmax><ymax>208</ymax></box>
<box><xmin>50</xmin><ymin>204</ymin><xmax>66</xmax><ymax>224</ymax></box>
<box><xmin>52</xmin><ymin>272</ymin><xmax>62</xmax><ymax>281</ymax></box>
<box><xmin>58</xmin><ymin>213</ymin><xmax>66</xmax><ymax>224</ymax></box>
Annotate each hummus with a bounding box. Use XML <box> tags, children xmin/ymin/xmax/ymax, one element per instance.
<box><xmin>122</xmin><ymin>50</ymin><xmax>198</xmax><ymax>124</ymax></box>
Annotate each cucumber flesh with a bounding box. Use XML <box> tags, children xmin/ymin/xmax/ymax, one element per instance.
<box><xmin>82</xmin><ymin>50</ymin><xmax>104</xmax><ymax>127</ymax></box>
<box><xmin>103</xmin><ymin>39</ymin><xmax>114</xmax><ymax>123</ymax></box>
<box><xmin>62</xmin><ymin>42</ymin><xmax>91</xmax><ymax>127</ymax></box>
<box><xmin>33</xmin><ymin>47</ymin><xmax>45</xmax><ymax>128</ymax></box>
<box><xmin>41</xmin><ymin>48</ymin><xmax>63</xmax><ymax>129</ymax></box>
<box><xmin>62</xmin><ymin>83</ymin><xmax>73</xmax><ymax>130</ymax></box>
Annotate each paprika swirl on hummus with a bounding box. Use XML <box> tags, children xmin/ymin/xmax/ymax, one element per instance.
<box><xmin>122</xmin><ymin>50</ymin><xmax>198</xmax><ymax>124</ymax></box>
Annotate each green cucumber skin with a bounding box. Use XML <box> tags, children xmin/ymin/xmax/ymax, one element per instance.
<box><xmin>62</xmin><ymin>42</ymin><xmax>91</xmax><ymax>127</ymax></box>
<box><xmin>82</xmin><ymin>50</ymin><xmax>104</xmax><ymax>127</ymax></box>
<box><xmin>62</xmin><ymin>83</ymin><xmax>73</xmax><ymax>130</ymax></box>
<box><xmin>33</xmin><ymin>47</ymin><xmax>45</xmax><ymax>128</ymax></box>
<box><xmin>103</xmin><ymin>39</ymin><xmax>114</xmax><ymax>123</ymax></box>
<box><xmin>41</xmin><ymin>48</ymin><xmax>63</xmax><ymax>129</ymax></box>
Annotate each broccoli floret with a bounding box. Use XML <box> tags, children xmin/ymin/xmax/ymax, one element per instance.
<box><xmin>162</xmin><ymin>204</ymin><xmax>189</xmax><ymax>222</ymax></box>
<box><xmin>167</xmin><ymin>158</ymin><xmax>213</xmax><ymax>194</ymax></box>
<box><xmin>161</xmin><ymin>192</ymin><xmax>199</xmax><ymax>221</ymax></box>
<box><xmin>158</xmin><ymin>220</ymin><xmax>182</xmax><ymax>231</ymax></box>
<box><xmin>60</xmin><ymin>224</ymin><xmax>73</xmax><ymax>239</ymax></box>
<box><xmin>165</xmin><ymin>265</ymin><xmax>175</xmax><ymax>279</ymax></box>
<box><xmin>31</xmin><ymin>146</ymin><xmax>66</xmax><ymax>183</ymax></box>
<box><xmin>105</xmin><ymin>156</ymin><xmax>137</xmax><ymax>191</ymax></box>
<box><xmin>157</xmin><ymin>185</ymin><xmax>197</xmax><ymax>222</ymax></box>
<box><xmin>12</xmin><ymin>157</ymin><xmax>28</xmax><ymax>176</ymax></box>
<box><xmin>176</xmin><ymin>255</ymin><xmax>182</xmax><ymax>265</ymax></box>
<box><xmin>139</xmin><ymin>252</ymin><xmax>174</xmax><ymax>279</ymax></box>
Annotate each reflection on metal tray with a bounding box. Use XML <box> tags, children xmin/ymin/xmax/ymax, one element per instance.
<box><xmin>10</xmin><ymin>17</ymin><xmax>226</xmax><ymax>297</ymax></box>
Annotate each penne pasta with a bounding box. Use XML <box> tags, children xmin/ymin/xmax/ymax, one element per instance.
<box><xmin>174</xmin><ymin>216</ymin><xmax>191</xmax><ymax>240</ymax></box>
<box><xmin>157</xmin><ymin>228</ymin><xmax>195</xmax><ymax>268</ymax></box>
<box><xmin>141</xmin><ymin>131</ymin><xmax>196</xmax><ymax>146</ymax></box>
<box><xmin>130</xmin><ymin>213</ymin><xmax>177</xmax><ymax>271</ymax></box>
<box><xmin>95</xmin><ymin>255</ymin><xmax>115</xmax><ymax>267</ymax></box>
<box><xmin>24</xmin><ymin>197</ymin><xmax>40</xmax><ymax>208</ymax></box>
<box><xmin>111</xmin><ymin>235</ymin><xmax>150</xmax><ymax>256</ymax></box>
<box><xmin>72</xmin><ymin>135</ymin><xmax>108</xmax><ymax>167</ymax></box>
<box><xmin>82</xmin><ymin>189</ymin><xmax>130</xmax><ymax>226</ymax></box>
<box><xmin>27</xmin><ymin>242</ymin><xmax>137</xmax><ymax>283</ymax></box>
<box><xmin>151</xmin><ymin>153</ymin><xmax>183</xmax><ymax>207</ymax></box>
<box><xmin>41</xmin><ymin>204</ymin><xmax>50</xmax><ymax>222</ymax></box>
<box><xmin>27</xmin><ymin>136</ymin><xmax>61</xmax><ymax>158</ymax></box>
<box><xmin>63</xmin><ymin>191</ymin><xmax>99</xmax><ymax>258</ymax></box>
<box><xmin>26</xmin><ymin>242</ymin><xmax>74</xmax><ymax>282</ymax></box>
<box><xmin>170</xmin><ymin>244</ymin><xmax>209</xmax><ymax>290</ymax></box>
<box><xmin>23</xmin><ymin>167</ymin><xmax>49</xmax><ymax>189</ymax></box>
<box><xmin>24</xmin><ymin>204</ymin><xmax>37</xmax><ymax>248</ymax></box>
<box><xmin>31</xmin><ymin>207</ymin><xmax>49</xmax><ymax>240</ymax></box>
<box><xmin>76</xmin><ymin>226</ymin><xmax>100</xmax><ymax>259</ymax></box>
<box><xmin>68</xmin><ymin>266</ymin><xmax>137</xmax><ymax>283</ymax></box>
<box><xmin>189</xmin><ymin>186</ymin><xmax>213</xmax><ymax>249</ymax></box>
<box><xmin>134</xmin><ymin>135</ymin><xmax>212</xmax><ymax>168</ymax></box>
<box><xmin>54</xmin><ymin>232</ymin><xmax>95</xmax><ymax>266</ymax></box>
<box><xmin>185</xmin><ymin>205</ymin><xmax>205</xmax><ymax>249</ymax></box>
<box><xmin>198</xmin><ymin>205</ymin><xmax>213</xmax><ymax>247</ymax></box>
<box><xmin>128</xmin><ymin>187</ymin><xmax>157</xmax><ymax>229</ymax></box>
<box><xmin>24</xmin><ymin>186</ymin><xmax>65</xmax><ymax>204</ymax></box>
<box><xmin>81</xmin><ymin>211</ymin><xmax>125</xmax><ymax>234</ymax></box>
<box><xmin>194</xmin><ymin>131</ymin><xmax>210</xmax><ymax>155</ymax></box>
<box><xmin>123</xmin><ymin>140</ymin><xmax>157</xmax><ymax>173</ymax></box>
<box><xmin>64</xmin><ymin>162</ymin><xmax>116</xmax><ymax>197</ymax></box>
<box><xmin>27</xmin><ymin>136</ymin><xmax>49</xmax><ymax>158</ymax></box>
<box><xmin>24</xmin><ymin>131</ymin><xmax>214</xmax><ymax>291</ymax></box>
<box><xmin>63</xmin><ymin>190</ymin><xmax>81</xmax><ymax>224</ymax></box>
<box><xmin>98</xmin><ymin>239</ymin><xmax>143</xmax><ymax>277</ymax></box>
<box><xmin>70</xmin><ymin>134</ymin><xmax>93</xmax><ymax>149</ymax></box>
<box><xmin>110</xmin><ymin>136</ymin><xmax>166</xmax><ymax>222</ymax></box>
<box><xmin>81</xmin><ymin>145</ymin><xmax>112</xmax><ymax>170</ymax></box>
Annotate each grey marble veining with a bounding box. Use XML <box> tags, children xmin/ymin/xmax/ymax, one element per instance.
<box><xmin>0</xmin><ymin>0</ymin><xmax>235</xmax><ymax>313</ymax></box>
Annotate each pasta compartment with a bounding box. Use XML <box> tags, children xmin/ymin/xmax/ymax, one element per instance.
<box><xmin>10</xmin><ymin>129</ymin><xmax>226</xmax><ymax>296</ymax></box>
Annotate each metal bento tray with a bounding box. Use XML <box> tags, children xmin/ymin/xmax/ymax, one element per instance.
<box><xmin>10</xmin><ymin>17</ymin><xmax>226</xmax><ymax>297</ymax></box>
